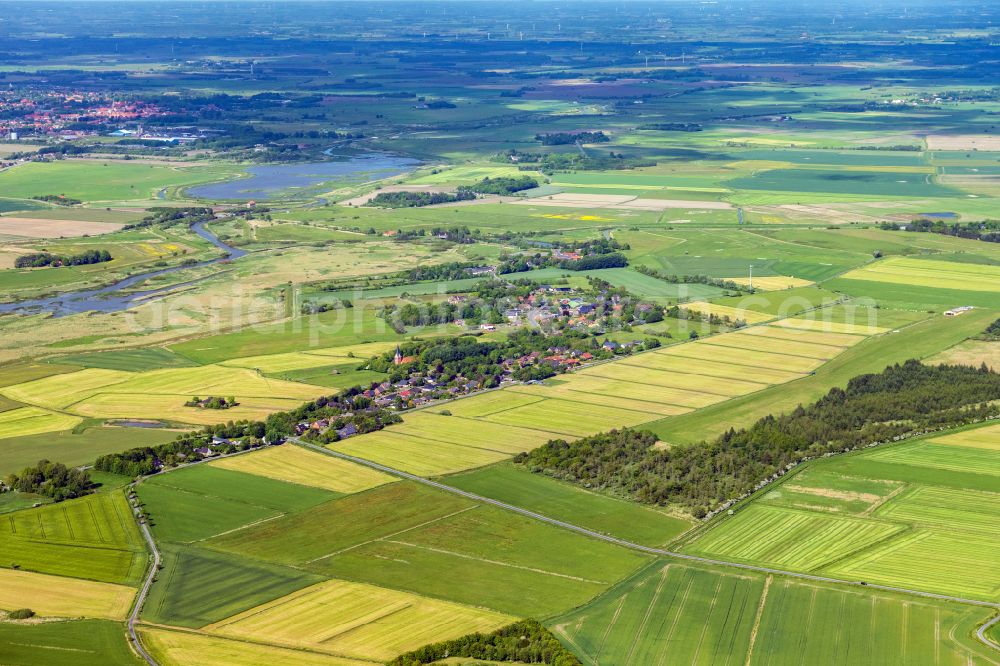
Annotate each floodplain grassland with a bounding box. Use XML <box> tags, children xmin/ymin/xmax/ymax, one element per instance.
<box><xmin>204</xmin><ymin>578</ymin><xmax>512</xmax><ymax>662</ymax></box>
<box><xmin>0</xmin><ymin>490</ymin><xmax>146</xmax><ymax>585</ymax></box>
<box><xmin>445</xmin><ymin>464</ymin><xmax>692</xmax><ymax>547</ymax></box>
<box><xmin>139</xmin><ymin>627</ymin><xmax>371</xmax><ymax>666</ymax></box>
<box><xmin>0</xmin><ymin>568</ymin><xmax>134</xmax><ymax>620</ymax></box>
<box><xmin>210</xmin><ymin>443</ymin><xmax>397</xmax><ymax>493</ymax></box>
<box><xmin>0</xmin><ymin>620</ymin><xmax>141</xmax><ymax>666</ymax></box>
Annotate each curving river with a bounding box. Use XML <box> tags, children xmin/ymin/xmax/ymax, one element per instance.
<box><xmin>0</xmin><ymin>221</ymin><xmax>246</xmax><ymax>318</ymax></box>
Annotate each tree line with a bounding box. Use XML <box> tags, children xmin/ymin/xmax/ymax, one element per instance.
<box><xmin>516</xmin><ymin>360</ymin><xmax>1000</xmax><ymax>517</ymax></box>
<box><xmin>15</xmin><ymin>249</ymin><xmax>112</xmax><ymax>269</ymax></box>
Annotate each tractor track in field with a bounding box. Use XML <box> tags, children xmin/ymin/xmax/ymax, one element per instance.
<box><xmin>296</xmin><ymin>438</ymin><xmax>1000</xmax><ymax>655</ymax></box>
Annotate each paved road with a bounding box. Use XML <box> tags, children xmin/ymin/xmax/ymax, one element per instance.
<box><xmin>298</xmin><ymin>440</ymin><xmax>1000</xmax><ymax>644</ymax></box>
<box><xmin>126</xmin><ymin>483</ymin><xmax>161</xmax><ymax>666</ymax></box>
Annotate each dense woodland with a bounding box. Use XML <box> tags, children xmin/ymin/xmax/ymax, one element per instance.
<box><xmin>535</xmin><ymin>131</ymin><xmax>609</xmax><ymax>145</ymax></box>
<box><xmin>388</xmin><ymin>620</ymin><xmax>582</xmax><ymax>666</ymax></box>
<box><xmin>366</xmin><ymin>190</ymin><xmax>474</xmax><ymax>208</ymax></box>
<box><xmin>517</xmin><ymin>361</ymin><xmax>1000</xmax><ymax>516</ymax></box>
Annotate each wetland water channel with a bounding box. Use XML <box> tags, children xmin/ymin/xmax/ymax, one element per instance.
<box><xmin>0</xmin><ymin>221</ymin><xmax>246</xmax><ymax>317</ymax></box>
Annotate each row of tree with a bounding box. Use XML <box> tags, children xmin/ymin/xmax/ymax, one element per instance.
<box><xmin>15</xmin><ymin>249</ymin><xmax>112</xmax><ymax>269</ymax></box>
<box><xmin>516</xmin><ymin>360</ymin><xmax>1000</xmax><ymax>516</ymax></box>
<box><xmin>881</xmin><ymin>219</ymin><xmax>1000</xmax><ymax>244</ymax></box>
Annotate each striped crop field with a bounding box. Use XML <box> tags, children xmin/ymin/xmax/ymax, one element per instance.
<box><xmin>617</xmin><ymin>352</ymin><xmax>806</xmax><ymax>384</ymax></box>
<box><xmin>660</xmin><ymin>340</ymin><xmax>825</xmax><ymax>373</ymax></box>
<box><xmin>0</xmin><ymin>364</ymin><xmax>329</xmax><ymax>426</ymax></box>
<box><xmin>210</xmin><ymin>444</ymin><xmax>397</xmax><ymax>494</ymax></box>
<box><xmin>578</xmin><ymin>362</ymin><xmax>771</xmax><ymax>395</ymax></box>
<box><xmin>0</xmin><ymin>491</ymin><xmax>146</xmax><ymax>585</ymax></box>
<box><xmin>481</xmin><ymin>396</ymin><xmax>653</xmax><ymax>437</ymax></box>
<box><xmin>0</xmin><ymin>406</ymin><xmax>81</xmax><ymax>440</ymax></box>
<box><xmin>549</xmin><ymin>374</ymin><xmax>723</xmax><ymax>409</ymax></box>
<box><xmin>441</xmin><ymin>390</ymin><xmax>545</xmax><ymax>418</ymax></box>
<box><xmin>554</xmin><ymin>563</ymin><xmax>763</xmax><ymax>666</ymax></box>
<box><xmin>864</xmin><ymin>441</ymin><xmax>1000</xmax><ymax>477</ymax></box>
<box><xmin>680</xmin><ymin>301</ymin><xmax>774</xmax><ymax>324</ymax></box>
<box><xmin>390</xmin><ymin>412</ymin><xmax>558</xmax><ymax>452</ymax></box>
<box><xmin>140</xmin><ymin>628</ymin><xmax>372</xmax><ymax>666</ymax></box>
<box><xmin>828</xmin><ymin>530</ymin><xmax>1000</xmax><ymax>600</ymax></box>
<box><xmin>507</xmin><ymin>383</ymin><xmax>691</xmax><ymax>417</ymax></box>
<box><xmin>750</xmin><ymin>579</ymin><xmax>993</xmax><ymax>666</ymax></box>
<box><xmin>684</xmin><ymin>505</ymin><xmax>905</xmax><ymax>571</ymax></box>
<box><xmin>0</xmin><ymin>569</ymin><xmax>135</xmax><ymax>620</ymax></box>
<box><xmin>330</xmin><ymin>429</ymin><xmax>511</xmax><ymax>476</ymax></box>
<box><xmin>772</xmin><ymin>317</ymin><xmax>889</xmax><ymax>335</ymax></box>
<box><xmin>875</xmin><ymin>486</ymin><xmax>1000</xmax><ymax>534</ymax></box>
<box><xmin>705</xmin><ymin>331</ymin><xmax>847</xmax><ymax>360</ymax></box>
<box><xmin>737</xmin><ymin>325</ymin><xmax>867</xmax><ymax>348</ymax></box>
<box><xmin>219</xmin><ymin>341</ymin><xmax>398</xmax><ymax>372</ymax></box>
<box><xmin>555</xmin><ymin>561</ymin><xmax>994</xmax><ymax>666</ymax></box>
<box><xmin>203</xmin><ymin>579</ymin><xmax>512</xmax><ymax>662</ymax></box>
<box><xmin>839</xmin><ymin>257</ymin><xmax>1000</xmax><ymax>292</ymax></box>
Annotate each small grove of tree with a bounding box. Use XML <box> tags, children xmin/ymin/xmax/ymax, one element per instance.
<box><xmin>365</xmin><ymin>190</ymin><xmax>474</xmax><ymax>208</ymax></box>
<box><xmin>562</xmin><ymin>252</ymin><xmax>627</xmax><ymax>270</ymax></box>
<box><xmin>32</xmin><ymin>195</ymin><xmax>82</xmax><ymax>206</ymax></box>
<box><xmin>184</xmin><ymin>395</ymin><xmax>237</xmax><ymax>410</ymax></box>
<box><xmin>15</xmin><ymin>249</ymin><xmax>112</xmax><ymax>268</ymax></box>
<box><xmin>880</xmin><ymin>219</ymin><xmax>1000</xmax><ymax>244</ymax></box>
<box><xmin>7</xmin><ymin>609</ymin><xmax>35</xmax><ymax>620</ymax></box>
<box><xmin>387</xmin><ymin>619</ymin><xmax>582</xmax><ymax>666</ymax></box>
<box><xmin>535</xmin><ymin>131</ymin><xmax>609</xmax><ymax>145</ymax></box>
<box><xmin>516</xmin><ymin>360</ymin><xmax>1000</xmax><ymax>515</ymax></box>
<box><xmin>4</xmin><ymin>460</ymin><xmax>93</xmax><ymax>501</ymax></box>
<box><xmin>463</xmin><ymin>176</ymin><xmax>539</xmax><ymax>195</ymax></box>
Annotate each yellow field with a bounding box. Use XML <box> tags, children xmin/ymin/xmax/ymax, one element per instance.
<box><xmin>140</xmin><ymin>628</ymin><xmax>372</xmax><ymax>666</ymax></box>
<box><xmin>924</xmin><ymin>423</ymin><xmax>1000</xmax><ymax>451</ymax></box>
<box><xmin>0</xmin><ymin>368</ymin><xmax>131</xmax><ymax>410</ymax></box>
<box><xmin>0</xmin><ymin>569</ymin><xmax>134</xmax><ymax>620</ymax></box>
<box><xmin>0</xmin><ymin>406</ymin><xmax>82</xmax><ymax>439</ymax></box>
<box><xmin>665</xmin><ymin>341</ymin><xmax>825</xmax><ymax>373</ymax></box>
<box><xmin>553</xmin><ymin>374</ymin><xmax>722</xmax><ymax>409</ymax></box>
<box><xmin>929</xmin><ymin>339</ymin><xmax>1000</xmax><ymax>372</ymax></box>
<box><xmin>2</xmin><ymin>364</ymin><xmax>328</xmax><ymax>426</ymax></box>
<box><xmin>305</xmin><ymin>341</ymin><xmax>401</xmax><ymax>359</ymax></box>
<box><xmin>707</xmin><ymin>332</ymin><xmax>846</xmax><ymax>359</ymax></box>
<box><xmin>507</xmin><ymin>383</ymin><xmax>691</xmax><ymax>417</ymax></box>
<box><xmin>204</xmin><ymin>579</ymin><xmax>512</xmax><ymax>662</ymax></box>
<box><xmin>839</xmin><ymin>257</ymin><xmax>1000</xmax><ymax>292</ymax></box>
<box><xmin>72</xmin><ymin>393</ymin><xmax>309</xmax><ymax>425</ymax></box>
<box><xmin>211</xmin><ymin>444</ymin><xmax>397</xmax><ymax>493</ymax></box>
<box><xmin>577</xmin><ymin>363</ymin><xmax>770</xmax><ymax>396</ymax></box>
<box><xmin>442</xmin><ymin>390</ymin><xmax>545</xmax><ymax>418</ymax></box>
<box><xmin>481</xmin><ymin>397</ymin><xmax>653</xmax><ymax>437</ymax></box>
<box><xmin>772</xmin><ymin>317</ymin><xmax>888</xmax><ymax>335</ymax></box>
<box><xmin>679</xmin><ymin>301</ymin><xmax>773</xmax><ymax>324</ymax></box>
<box><xmin>390</xmin><ymin>412</ymin><xmax>557</xmax><ymax>453</ymax></box>
<box><xmin>220</xmin><ymin>342</ymin><xmax>398</xmax><ymax>373</ymax></box>
<box><xmin>737</xmin><ymin>325</ymin><xmax>866</xmax><ymax>348</ymax></box>
<box><xmin>725</xmin><ymin>276</ymin><xmax>814</xmax><ymax>290</ymax></box>
<box><xmin>617</xmin><ymin>352</ymin><xmax>806</xmax><ymax>383</ymax></box>
<box><xmin>331</xmin><ymin>430</ymin><xmax>509</xmax><ymax>476</ymax></box>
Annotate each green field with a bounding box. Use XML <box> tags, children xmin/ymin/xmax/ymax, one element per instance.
<box><xmin>0</xmin><ymin>161</ymin><xmax>241</xmax><ymax>202</ymax></box>
<box><xmin>51</xmin><ymin>348</ymin><xmax>198</xmax><ymax>372</ymax></box>
<box><xmin>554</xmin><ymin>560</ymin><xmax>997</xmax><ymax>666</ymax></box>
<box><xmin>444</xmin><ymin>465</ymin><xmax>692</xmax><ymax>547</ymax></box>
<box><xmin>139</xmin><ymin>465</ymin><xmax>335</xmax><ymax>543</ymax></box>
<box><xmin>0</xmin><ymin>620</ymin><xmax>141</xmax><ymax>666</ymax></box>
<box><xmin>206</xmin><ymin>481</ymin><xmax>648</xmax><ymax>617</ymax></box>
<box><xmin>143</xmin><ymin>545</ymin><xmax>321</xmax><ymax>628</ymax></box>
<box><xmin>0</xmin><ymin>490</ymin><xmax>146</xmax><ymax>585</ymax></box>
<box><xmin>0</xmin><ymin>426</ymin><xmax>177</xmax><ymax>477</ymax></box>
